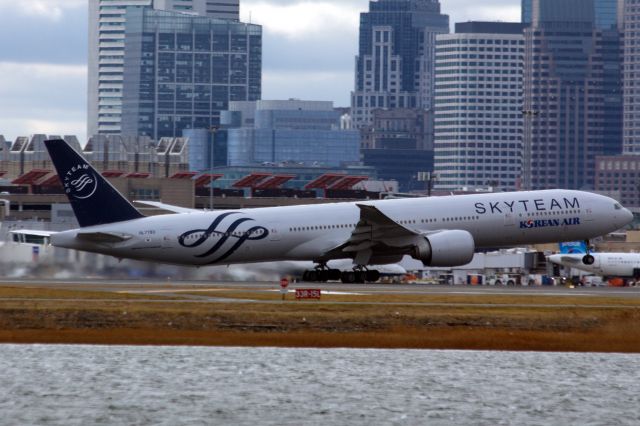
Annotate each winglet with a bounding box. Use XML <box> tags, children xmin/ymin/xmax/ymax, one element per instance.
<box><xmin>44</xmin><ymin>139</ymin><xmax>144</xmax><ymax>227</ymax></box>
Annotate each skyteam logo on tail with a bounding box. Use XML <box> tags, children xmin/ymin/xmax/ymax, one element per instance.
<box><xmin>64</xmin><ymin>164</ymin><xmax>98</xmax><ymax>200</ymax></box>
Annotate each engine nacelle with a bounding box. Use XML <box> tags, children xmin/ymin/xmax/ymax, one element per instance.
<box><xmin>413</xmin><ymin>230</ymin><xmax>475</xmax><ymax>267</ymax></box>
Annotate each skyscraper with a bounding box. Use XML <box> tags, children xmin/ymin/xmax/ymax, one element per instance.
<box><xmin>120</xmin><ymin>9</ymin><xmax>261</xmax><ymax>140</ymax></box>
<box><xmin>522</xmin><ymin>0</ymin><xmax>622</xmax><ymax>190</ymax></box>
<box><xmin>350</xmin><ymin>0</ymin><xmax>449</xmax><ymax>129</ymax></box>
<box><xmin>153</xmin><ymin>0</ymin><xmax>239</xmax><ymax>20</ymax></box>
<box><xmin>434</xmin><ymin>22</ymin><xmax>525</xmax><ymax>192</ymax></box>
<box><xmin>88</xmin><ymin>0</ymin><xmax>245</xmax><ymax>137</ymax></box>
<box><xmin>622</xmin><ymin>0</ymin><xmax>640</xmax><ymax>154</ymax></box>
<box><xmin>522</xmin><ymin>0</ymin><xmax>620</xmax><ymax>29</ymax></box>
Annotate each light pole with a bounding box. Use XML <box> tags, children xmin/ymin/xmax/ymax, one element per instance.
<box><xmin>418</xmin><ymin>172</ymin><xmax>437</xmax><ymax>197</ymax></box>
<box><xmin>208</xmin><ymin>126</ymin><xmax>219</xmax><ymax>210</ymax></box>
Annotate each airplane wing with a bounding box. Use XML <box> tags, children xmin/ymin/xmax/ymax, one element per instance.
<box><xmin>76</xmin><ymin>231</ymin><xmax>133</xmax><ymax>243</ymax></box>
<box><xmin>134</xmin><ymin>200</ymin><xmax>199</xmax><ymax>214</ymax></box>
<box><xmin>320</xmin><ymin>204</ymin><xmax>426</xmax><ymax>265</ymax></box>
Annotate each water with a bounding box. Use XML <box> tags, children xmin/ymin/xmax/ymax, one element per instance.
<box><xmin>0</xmin><ymin>346</ymin><xmax>638</xmax><ymax>425</ymax></box>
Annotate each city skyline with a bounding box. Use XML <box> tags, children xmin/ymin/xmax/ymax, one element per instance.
<box><xmin>0</xmin><ymin>0</ymin><xmax>520</xmax><ymax>142</ymax></box>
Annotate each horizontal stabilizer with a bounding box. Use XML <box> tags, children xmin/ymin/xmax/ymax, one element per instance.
<box><xmin>76</xmin><ymin>232</ymin><xmax>133</xmax><ymax>243</ymax></box>
<box><xmin>9</xmin><ymin>229</ymin><xmax>57</xmax><ymax>245</ymax></box>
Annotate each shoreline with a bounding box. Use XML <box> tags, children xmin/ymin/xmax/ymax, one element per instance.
<box><xmin>1</xmin><ymin>326</ymin><xmax>639</xmax><ymax>353</ymax></box>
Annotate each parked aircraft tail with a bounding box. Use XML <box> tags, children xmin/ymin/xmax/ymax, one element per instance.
<box><xmin>44</xmin><ymin>139</ymin><xmax>144</xmax><ymax>227</ymax></box>
<box><xmin>558</xmin><ymin>241</ymin><xmax>589</xmax><ymax>254</ymax></box>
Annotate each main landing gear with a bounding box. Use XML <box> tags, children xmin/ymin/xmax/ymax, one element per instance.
<box><xmin>582</xmin><ymin>239</ymin><xmax>595</xmax><ymax>265</ymax></box>
<box><xmin>302</xmin><ymin>265</ymin><xmax>341</xmax><ymax>282</ymax></box>
<box><xmin>302</xmin><ymin>264</ymin><xmax>381</xmax><ymax>283</ymax></box>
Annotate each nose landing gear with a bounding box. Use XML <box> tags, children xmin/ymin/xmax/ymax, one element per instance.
<box><xmin>582</xmin><ymin>239</ymin><xmax>595</xmax><ymax>265</ymax></box>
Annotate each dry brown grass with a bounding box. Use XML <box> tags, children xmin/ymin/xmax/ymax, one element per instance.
<box><xmin>0</xmin><ymin>287</ymin><xmax>172</xmax><ymax>300</ymax></box>
<box><xmin>0</xmin><ymin>285</ymin><xmax>639</xmax><ymax>352</ymax></box>
<box><xmin>183</xmin><ymin>289</ymin><xmax>640</xmax><ymax>307</ymax></box>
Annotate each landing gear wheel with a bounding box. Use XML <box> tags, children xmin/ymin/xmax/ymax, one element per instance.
<box><xmin>341</xmin><ymin>271</ymin><xmax>357</xmax><ymax>284</ymax></box>
<box><xmin>307</xmin><ymin>270</ymin><xmax>319</xmax><ymax>282</ymax></box>
<box><xmin>582</xmin><ymin>254</ymin><xmax>595</xmax><ymax>265</ymax></box>
<box><xmin>366</xmin><ymin>270</ymin><xmax>381</xmax><ymax>283</ymax></box>
<box><xmin>582</xmin><ymin>239</ymin><xmax>595</xmax><ymax>266</ymax></box>
<box><xmin>328</xmin><ymin>269</ymin><xmax>341</xmax><ymax>281</ymax></box>
<box><xmin>355</xmin><ymin>271</ymin><xmax>367</xmax><ymax>284</ymax></box>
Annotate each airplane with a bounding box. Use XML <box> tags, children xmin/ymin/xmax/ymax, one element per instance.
<box><xmin>547</xmin><ymin>252</ymin><xmax>640</xmax><ymax>283</ymax></box>
<box><xmin>39</xmin><ymin>139</ymin><xmax>633</xmax><ymax>283</ymax></box>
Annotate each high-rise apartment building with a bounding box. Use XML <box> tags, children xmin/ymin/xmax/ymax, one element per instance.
<box><xmin>88</xmin><ymin>0</ymin><xmax>247</xmax><ymax>137</ymax></box>
<box><xmin>350</xmin><ymin>0</ymin><xmax>449</xmax><ymax>129</ymax></box>
<box><xmin>522</xmin><ymin>0</ymin><xmax>620</xmax><ymax>29</ymax></box>
<box><xmin>433</xmin><ymin>22</ymin><xmax>525</xmax><ymax>192</ymax></box>
<box><xmin>522</xmin><ymin>0</ymin><xmax>622</xmax><ymax>190</ymax></box>
<box><xmin>622</xmin><ymin>0</ymin><xmax>640</xmax><ymax>154</ymax></box>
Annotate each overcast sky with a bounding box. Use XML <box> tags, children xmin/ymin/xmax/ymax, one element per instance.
<box><xmin>0</xmin><ymin>0</ymin><xmax>520</xmax><ymax>142</ymax></box>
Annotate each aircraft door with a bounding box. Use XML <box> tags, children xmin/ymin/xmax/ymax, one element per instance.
<box><xmin>504</xmin><ymin>213</ymin><xmax>516</xmax><ymax>227</ymax></box>
<box><xmin>502</xmin><ymin>213</ymin><xmax>518</xmax><ymax>243</ymax></box>
<box><xmin>268</xmin><ymin>222</ymin><xmax>281</xmax><ymax>241</ymax></box>
<box><xmin>161</xmin><ymin>229</ymin><xmax>175</xmax><ymax>249</ymax></box>
<box><xmin>583</xmin><ymin>203</ymin><xmax>594</xmax><ymax>222</ymax></box>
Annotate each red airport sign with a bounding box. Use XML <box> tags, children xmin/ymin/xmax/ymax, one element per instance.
<box><xmin>295</xmin><ymin>289</ymin><xmax>321</xmax><ymax>300</ymax></box>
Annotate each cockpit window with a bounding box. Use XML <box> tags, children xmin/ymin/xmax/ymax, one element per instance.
<box><xmin>614</xmin><ymin>204</ymin><xmax>622</xmax><ymax>210</ymax></box>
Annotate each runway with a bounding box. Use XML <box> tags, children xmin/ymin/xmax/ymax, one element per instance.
<box><xmin>1</xmin><ymin>277</ymin><xmax>640</xmax><ymax>302</ymax></box>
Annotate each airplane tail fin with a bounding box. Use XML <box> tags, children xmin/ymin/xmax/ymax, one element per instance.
<box><xmin>44</xmin><ymin>139</ymin><xmax>144</xmax><ymax>227</ymax></box>
<box><xmin>559</xmin><ymin>241</ymin><xmax>589</xmax><ymax>254</ymax></box>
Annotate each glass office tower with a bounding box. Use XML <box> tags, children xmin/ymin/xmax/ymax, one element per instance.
<box><xmin>222</xmin><ymin>100</ymin><xmax>360</xmax><ymax>167</ymax></box>
<box><xmin>522</xmin><ymin>0</ymin><xmax>622</xmax><ymax>190</ymax></box>
<box><xmin>351</xmin><ymin>0</ymin><xmax>449</xmax><ymax>129</ymax></box>
<box><xmin>522</xmin><ymin>0</ymin><xmax>619</xmax><ymax>29</ymax></box>
<box><xmin>120</xmin><ymin>8</ymin><xmax>262</xmax><ymax>139</ymax></box>
<box><xmin>88</xmin><ymin>0</ymin><xmax>244</xmax><ymax>137</ymax></box>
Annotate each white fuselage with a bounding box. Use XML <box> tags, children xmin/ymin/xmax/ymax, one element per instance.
<box><xmin>548</xmin><ymin>253</ymin><xmax>640</xmax><ymax>278</ymax></box>
<box><xmin>51</xmin><ymin>189</ymin><xmax>632</xmax><ymax>267</ymax></box>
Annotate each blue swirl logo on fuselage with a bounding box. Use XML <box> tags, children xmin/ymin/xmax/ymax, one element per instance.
<box><xmin>178</xmin><ymin>212</ymin><xmax>269</xmax><ymax>264</ymax></box>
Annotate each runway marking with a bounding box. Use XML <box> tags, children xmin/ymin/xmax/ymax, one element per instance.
<box><xmin>118</xmin><ymin>288</ymin><xmax>235</xmax><ymax>294</ymax></box>
<box><xmin>266</xmin><ymin>289</ymin><xmax>365</xmax><ymax>296</ymax></box>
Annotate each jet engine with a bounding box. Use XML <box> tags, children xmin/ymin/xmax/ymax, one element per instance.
<box><xmin>413</xmin><ymin>230</ymin><xmax>475</xmax><ymax>267</ymax></box>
